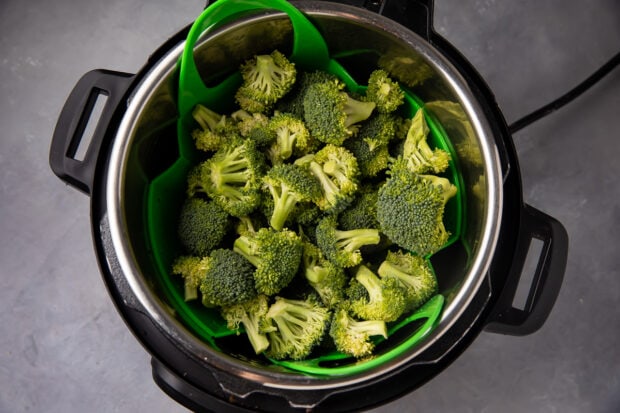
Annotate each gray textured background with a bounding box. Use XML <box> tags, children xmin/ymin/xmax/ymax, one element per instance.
<box><xmin>1</xmin><ymin>0</ymin><xmax>619</xmax><ymax>412</ymax></box>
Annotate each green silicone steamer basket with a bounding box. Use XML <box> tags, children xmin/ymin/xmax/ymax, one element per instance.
<box><xmin>146</xmin><ymin>0</ymin><xmax>464</xmax><ymax>376</ymax></box>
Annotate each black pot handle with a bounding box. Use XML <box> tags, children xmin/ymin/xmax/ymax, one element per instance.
<box><xmin>485</xmin><ymin>204</ymin><xmax>569</xmax><ymax>335</ymax></box>
<box><xmin>50</xmin><ymin>69</ymin><xmax>134</xmax><ymax>195</ymax></box>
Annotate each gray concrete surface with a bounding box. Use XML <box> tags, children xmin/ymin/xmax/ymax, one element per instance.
<box><xmin>1</xmin><ymin>0</ymin><xmax>619</xmax><ymax>412</ymax></box>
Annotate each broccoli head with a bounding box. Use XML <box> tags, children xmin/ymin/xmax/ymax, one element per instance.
<box><xmin>378</xmin><ymin>250</ymin><xmax>438</xmax><ymax>311</ymax></box>
<box><xmin>348</xmin><ymin>265</ymin><xmax>407</xmax><ymax>322</ymax></box>
<box><xmin>176</xmin><ymin>197</ymin><xmax>230</xmax><ymax>257</ymax></box>
<box><xmin>190</xmin><ymin>104</ymin><xmax>239</xmax><ymax>152</ymax></box>
<box><xmin>300</xmin><ymin>241</ymin><xmax>348</xmax><ymax>308</ymax></box>
<box><xmin>276</xmin><ymin>69</ymin><xmax>342</xmax><ymax>118</ymax></box>
<box><xmin>344</xmin><ymin>137</ymin><xmax>390</xmax><ymax>178</ymax></box>
<box><xmin>338</xmin><ymin>186</ymin><xmax>379</xmax><ymax>231</ymax></box>
<box><xmin>402</xmin><ymin>108</ymin><xmax>451</xmax><ymax>174</ymax></box>
<box><xmin>171</xmin><ymin>255</ymin><xmax>209</xmax><ymax>302</ymax></box>
<box><xmin>198</xmin><ymin>248</ymin><xmax>257</xmax><ymax>307</ymax></box>
<box><xmin>315</xmin><ymin>214</ymin><xmax>380</xmax><ymax>268</ymax></box>
<box><xmin>231</xmin><ymin>109</ymin><xmax>273</xmax><ymax>146</ymax></box>
<box><xmin>307</xmin><ymin>144</ymin><xmax>360</xmax><ymax>214</ymax></box>
<box><xmin>303</xmin><ymin>80</ymin><xmax>376</xmax><ymax>145</ymax></box>
<box><xmin>266</xmin><ymin>112</ymin><xmax>316</xmax><ymax>164</ymax></box>
<box><xmin>220</xmin><ymin>294</ymin><xmax>271</xmax><ymax>355</ymax></box>
<box><xmin>235</xmin><ymin>50</ymin><xmax>296</xmax><ymax>114</ymax></box>
<box><xmin>364</xmin><ymin>69</ymin><xmax>405</xmax><ymax>114</ymax></box>
<box><xmin>329</xmin><ymin>306</ymin><xmax>387</xmax><ymax>358</ymax></box>
<box><xmin>233</xmin><ymin>227</ymin><xmax>303</xmax><ymax>296</ymax></box>
<box><xmin>264</xmin><ymin>296</ymin><xmax>331</xmax><ymax>360</ymax></box>
<box><xmin>377</xmin><ymin>158</ymin><xmax>457</xmax><ymax>256</ymax></box>
<box><xmin>187</xmin><ymin>139</ymin><xmax>265</xmax><ymax>217</ymax></box>
<box><xmin>262</xmin><ymin>163</ymin><xmax>321</xmax><ymax>231</ymax></box>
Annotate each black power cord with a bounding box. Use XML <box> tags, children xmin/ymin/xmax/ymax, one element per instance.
<box><xmin>509</xmin><ymin>51</ymin><xmax>620</xmax><ymax>134</ymax></box>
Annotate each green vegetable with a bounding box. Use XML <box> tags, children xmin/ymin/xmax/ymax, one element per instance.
<box><xmin>264</xmin><ymin>296</ymin><xmax>331</xmax><ymax>360</ymax></box>
<box><xmin>176</xmin><ymin>197</ymin><xmax>230</xmax><ymax>257</ymax></box>
<box><xmin>364</xmin><ymin>69</ymin><xmax>405</xmax><ymax>114</ymax></box>
<box><xmin>235</xmin><ymin>50</ymin><xmax>297</xmax><ymax>114</ymax></box>
<box><xmin>377</xmin><ymin>157</ymin><xmax>457</xmax><ymax>256</ymax></box>
<box><xmin>262</xmin><ymin>163</ymin><xmax>321</xmax><ymax>231</ymax></box>
<box><xmin>329</xmin><ymin>305</ymin><xmax>387</xmax><ymax>358</ymax></box>
<box><xmin>300</xmin><ymin>241</ymin><xmax>347</xmax><ymax>308</ymax></box>
<box><xmin>378</xmin><ymin>250</ymin><xmax>438</xmax><ymax>311</ymax></box>
<box><xmin>191</xmin><ymin>104</ymin><xmax>238</xmax><ymax>152</ymax></box>
<box><xmin>233</xmin><ymin>227</ymin><xmax>303</xmax><ymax>296</ymax></box>
<box><xmin>266</xmin><ymin>112</ymin><xmax>317</xmax><ymax>164</ymax></box>
<box><xmin>220</xmin><ymin>294</ymin><xmax>271</xmax><ymax>355</ymax></box>
<box><xmin>187</xmin><ymin>139</ymin><xmax>265</xmax><ymax>217</ymax></box>
<box><xmin>307</xmin><ymin>144</ymin><xmax>360</xmax><ymax>214</ymax></box>
<box><xmin>315</xmin><ymin>214</ymin><xmax>380</xmax><ymax>268</ymax></box>
<box><xmin>172</xmin><ymin>249</ymin><xmax>257</xmax><ymax>307</ymax></box>
<box><xmin>348</xmin><ymin>265</ymin><xmax>407</xmax><ymax>322</ymax></box>
<box><xmin>402</xmin><ymin>108</ymin><xmax>451</xmax><ymax>174</ymax></box>
<box><xmin>303</xmin><ymin>80</ymin><xmax>376</xmax><ymax>145</ymax></box>
<box><xmin>169</xmin><ymin>50</ymin><xmax>456</xmax><ymax>361</ymax></box>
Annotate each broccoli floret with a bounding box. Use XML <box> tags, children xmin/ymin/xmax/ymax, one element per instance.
<box><xmin>233</xmin><ymin>227</ymin><xmax>303</xmax><ymax>296</ymax></box>
<box><xmin>377</xmin><ymin>158</ymin><xmax>457</xmax><ymax>256</ymax></box>
<box><xmin>191</xmin><ymin>104</ymin><xmax>238</xmax><ymax>152</ymax></box>
<box><xmin>230</xmin><ymin>109</ymin><xmax>273</xmax><ymax>145</ymax></box>
<box><xmin>276</xmin><ymin>70</ymin><xmax>342</xmax><ymax>118</ymax></box>
<box><xmin>220</xmin><ymin>294</ymin><xmax>271</xmax><ymax>355</ymax></box>
<box><xmin>176</xmin><ymin>197</ymin><xmax>230</xmax><ymax>257</ymax></box>
<box><xmin>199</xmin><ymin>249</ymin><xmax>257</xmax><ymax>307</ymax></box>
<box><xmin>266</xmin><ymin>112</ymin><xmax>317</xmax><ymax>164</ymax></box>
<box><xmin>235</xmin><ymin>50</ymin><xmax>296</xmax><ymax>114</ymax></box>
<box><xmin>338</xmin><ymin>186</ymin><xmax>379</xmax><ymax>231</ymax></box>
<box><xmin>171</xmin><ymin>255</ymin><xmax>209</xmax><ymax>302</ymax></box>
<box><xmin>188</xmin><ymin>139</ymin><xmax>265</xmax><ymax>217</ymax></box>
<box><xmin>343</xmin><ymin>112</ymin><xmax>397</xmax><ymax>177</ymax></box>
<box><xmin>402</xmin><ymin>108</ymin><xmax>451</xmax><ymax>174</ymax></box>
<box><xmin>171</xmin><ymin>249</ymin><xmax>256</xmax><ymax>307</ymax></box>
<box><xmin>262</xmin><ymin>163</ymin><xmax>321</xmax><ymax>231</ymax></box>
<box><xmin>377</xmin><ymin>250</ymin><xmax>438</xmax><ymax>311</ymax></box>
<box><xmin>307</xmin><ymin>144</ymin><xmax>360</xmax><ymax>214</ymax></box>
<box><xmin>348</xmin><ymin>265</ymin><xmax>407</xmax><ymax>322</ymax></box>
<box><xmin>329</xmin><ymin>306</ymin><xmax>387</xmax><ymax>358</ymax></box>
<box><xmin>264</xmin><ymin>296</ymin><xmax>331</xmax><ymax>360</ymax></box>
<box><xmin>364</xmin><ymin>69</ymin><xmax>405</xmax><ymax>114</ymax></box>
<box><xmin>303</xmin><ymin>81</ymin><xmax>376</xmax><ymax>145</ymax></box>
<box><xmin>344</xmin><ymin>137</ymin><xmax>390</xmax><ymax>178</ymax></box>
<box><xmin>315</xmin><ymin>214</ymin><xmax>380</xmax><ymax>268</ymax></box>
<box><xmin>300</xmin><ymin>241</ymin><xmax>348</xmax><ymax>308</ymax></box>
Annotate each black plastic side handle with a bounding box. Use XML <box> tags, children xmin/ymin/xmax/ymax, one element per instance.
<box><xmin>485</xmin><ymin>204</ymin><xmax>569</xmax><ymax>335</ymax></box>
<box><xmin>50</xmin><ymin>69</ymin><xmax>134</xmax><ymax>195</ymax></box>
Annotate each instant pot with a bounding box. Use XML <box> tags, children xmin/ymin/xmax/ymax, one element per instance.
<box><xmin>49</xmin><ymin>1</ymin><xmax>568</xmax><ymax>411</ymax></box>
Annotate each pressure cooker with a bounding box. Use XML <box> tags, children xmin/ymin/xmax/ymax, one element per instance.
<box><xmin>49</xmin><ymin>0</ymin><xmax>568</xmax><ymax>411</ymax></box>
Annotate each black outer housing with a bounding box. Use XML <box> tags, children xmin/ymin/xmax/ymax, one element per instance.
<box><xmin>51</xmin><ymin>1</ymin><xmax>568</xmax><ymax>412</ymax></box>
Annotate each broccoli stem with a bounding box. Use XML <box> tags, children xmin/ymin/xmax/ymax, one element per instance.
<box><xmin>183</xmin><ymin>278</ymin><xmax>198</xmax><ymax>302</ymax></box>
<box><xmin>233</xmin><ymin>236</ymin><xmax>262</xmax><ymax>268</ymax></box>
<box><xmin>335</xmin><ymin>228</ymin><xmax>381</xmax><ymax>252</ymax></box>
<box><xmin>192</xmin><ymin>104</ymin><xmax>222</xmax><ymax>131</ymax></box>
<box><xmin>350</xmin><ymin>319</ymin><xmax>388</xmax><ymax>339</ymax></box>
<box><xmin>309</xmin><ymin>161</ymin><xmax>340</xmax><ymax>205</ymax></box>
<box><xmin>268</xmin><ymin>183</ymin><xmax>298</xmax><ymax>231</ymax></box>
<box><xmin>356</xmin><ymin>266</ymin><xmax>384</xmax><ymax>304</ymax></box>
<box><xmin>241</xmin><ymin>313</ymin><xmax>270</xmax><ymax>354</ymax></box>
<box><xmin>343</xmin><ymin>94</ymin><xmax>376</xmax><ymax>128</ymax></box>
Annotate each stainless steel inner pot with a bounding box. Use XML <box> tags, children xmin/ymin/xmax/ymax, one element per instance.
<box><xmin>105</xmin><ymin>1</ymin><xmax>502</xmax><ymax>395</ymax></box>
